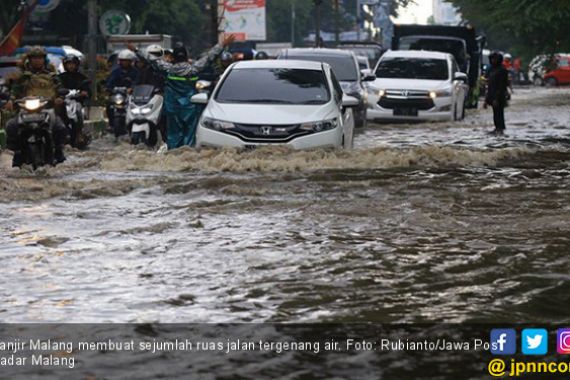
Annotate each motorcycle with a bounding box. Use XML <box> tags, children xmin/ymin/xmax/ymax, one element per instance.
<box><xmin>110</xmin><ymin>86</ymin><xmax>129</xmax><ymax>138</ymax></box>
<box><xmin>14</xmin><ymin>96</ymin><xmax>56</xmax><ymax>169</ymax></box>
<box><xmin>63</xmin><ymin>88</ymin><xmax>91</xmax><ymax>149</ymax></box>
<box><xmin>126</xmin><ymin>84</ymin><xmax>163</xmax><ymax>147</ymax></box>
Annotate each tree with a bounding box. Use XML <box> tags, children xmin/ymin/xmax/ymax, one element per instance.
<box><xmin>446</xmin><ymin>0</ymin><xmax>570</xmax><ymax>60</ymax></box>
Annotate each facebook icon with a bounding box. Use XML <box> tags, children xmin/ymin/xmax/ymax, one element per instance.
<box><xmin>490</xmin><ymin>329</ymin><xmax>517</xmax><ymax>355</ymax></box>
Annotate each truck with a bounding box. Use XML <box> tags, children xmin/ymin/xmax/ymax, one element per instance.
<box><xmin>392</xmin><ymin>24</ymin><xmax>486</xmax><ymax>108</ymax></box>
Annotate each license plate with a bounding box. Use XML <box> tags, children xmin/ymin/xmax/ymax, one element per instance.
<box><xmin>22</xmin><ymin>113</ymin><xmax>46</xmax><ymax>123</ymax></box>
<box><xmin>393</xmin><ymin>108</ymin><xmax>418</xmax><ymax>117</ymax></box>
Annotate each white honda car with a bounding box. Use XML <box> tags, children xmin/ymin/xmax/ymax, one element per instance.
<box><xmin>192</xmin><ymin>60</ymin><xmax>357</xmax><ymax>150</ymax></box>
<box><xmin>367</xmin><ymin>50</ymin><xmax>469</xmax><ymax>122</ymax></box>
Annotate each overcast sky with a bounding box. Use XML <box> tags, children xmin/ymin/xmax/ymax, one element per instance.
<box><xmin>393</xmin><ymin>0</ymin><xmax>433</xmax><ymax>24</ymax></box>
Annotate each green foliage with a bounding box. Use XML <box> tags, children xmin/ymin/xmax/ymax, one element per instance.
<box><xmin>446</xmin><ymin>0</ymin><xmax>570</xmax><ymax>60</ymax></box>
<box><xmin>0</xmin><ymin>0</ymin><xmax>25</xmax><ymax>38</ymax></box>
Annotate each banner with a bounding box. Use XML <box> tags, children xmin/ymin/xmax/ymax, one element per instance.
<box><xmin>223</xmin><ymin>0</ymin><xmax>266</xmax><ymax>41</ymax></box>
<box><xmin>0</xmin><ymin>1</ymin><xmax>37</xmax><ymax>57</ymax></box>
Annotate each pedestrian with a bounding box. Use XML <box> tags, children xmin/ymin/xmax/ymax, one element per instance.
<box><xmin>484</xmin><ymin>51</ymin><xmax>509</xmax><ymax>135</ymax></box>
<box><xmin>128</xmin><ymin>35</ymin><xmax>235</xmax><ymax>149</ymax></box>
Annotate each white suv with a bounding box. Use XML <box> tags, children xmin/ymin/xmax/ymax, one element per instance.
<box><xmin>367</xmin><ymin>50</ymin><xmax>468</xmax><ymax>122</ymax></box>
<box><xmin>193</xmin><ymin>60</ymin><xmax>357</xmax><ymax>150</ymax></box>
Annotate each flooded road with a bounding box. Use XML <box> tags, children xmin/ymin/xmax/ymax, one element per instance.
<box><xmin>1</xmin><ymin>87</ymin><xmax>569</xmax><ymax>323</ymax></box>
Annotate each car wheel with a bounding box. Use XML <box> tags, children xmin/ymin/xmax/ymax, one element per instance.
<box><xmin>545</xmin><ymin>77</ymin><xmax>558</xmax><ymax>87</ymax></box>
<box><xmin>532</xmin><ymin>76</ymin><xmax>544</xmax><ymax>86</ymax></box>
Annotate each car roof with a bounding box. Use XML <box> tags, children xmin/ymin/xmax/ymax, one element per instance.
<box><xmin>382</xmin><ymin>49</ymin><xmax>451</xmax><ymax>60</ymax></box>
<box><xmin>231</xmin><ymin>59</ymin><xmax>325</xmax><ymax>70</ymax></box>
<box><xmin>281</xmin><ymin>48</ymin><xmax>355</xmax><ymax>57</ymax></box>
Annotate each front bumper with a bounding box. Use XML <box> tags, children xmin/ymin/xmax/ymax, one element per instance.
<box><xmin>367</xmin><ymin>94</ymin><xmax>454</xmax><ymax>122</ymax></box>
<box><xmin>196</xmin><ymin>126</ymin><xmax>342</xmax><ymax>150</ymax></box>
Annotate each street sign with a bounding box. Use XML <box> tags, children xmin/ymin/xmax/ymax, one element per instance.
<box><xmin>99</xmin><ymin>10</ymin><xmax>132</xmax><ymax>37</ymax></box>
<box><xmin>27</xmin><ymin>0</ymin><xmax>61</xmax><ymax>13</ymax></box>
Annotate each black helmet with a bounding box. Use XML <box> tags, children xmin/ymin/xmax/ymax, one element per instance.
<box><xmin>220</xmin><ymin>51</ymin><xmax>233</xmax><ymax>62</ymax></box>
<box><xmin>255</xmin><ymin>51</ymin><xmax>269</xmax><ymax>60</ymax></box>
<box><xmin>489</xmin><ymin>51</ymin><xmax>503</xmax><ymax>64</ymax></box>
<box><xmin>63</xmin><ymin>54</ymin><xmax>80</xmax><ymax>65</ymax></box>
<box><xmin>173</xmin><ymin>42</ymin><xmax>188</xmax><ymax>62</ymax></box>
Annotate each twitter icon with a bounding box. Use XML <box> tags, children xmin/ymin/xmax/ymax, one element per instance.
<box><xmin>522</xmin><ymin>329</ymin><xmax>548</xmax><ymax>355</ymax></box>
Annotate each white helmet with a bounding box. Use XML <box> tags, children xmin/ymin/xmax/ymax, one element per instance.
<box><xmin>504</xmin><ymin>53</ymin><xmax>512</xmax><ymax>60</ymax></box>
<box><xmin>118</xmin><ymin>49</ymin><xmax>136</xmax><ymax>61</ymax></box>
<box><xmin>146</xmin><ymin>44</ymin><xmax>163</xmax><ymax>57</ymax></box>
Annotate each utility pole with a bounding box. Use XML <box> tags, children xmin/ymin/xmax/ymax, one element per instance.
<box><xmin>291</xmin><ymin>0</ymin><xmax>296</xmax><ymax>46</ymax></box>
<box><xmin>334</xmin><ymin>0</ymin><xmax>340</xmax><ymax>46</ymax></box>
<box><xmin>87</xmin><ymin>0</ymin><xmax>97</xmax><ymax>104</ymax></box>
<box><xmin>314</xmin><ymin>0</ymin><xmax>322</xmax><ymax>47</ymax></box>
<box><xmin>356</xmin><ymin>0</ymin><xmax>361</xmax><ymax>41</ymax></box>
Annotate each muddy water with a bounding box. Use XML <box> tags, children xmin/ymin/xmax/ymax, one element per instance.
<box><xmin>0</xmin><ymin>87</ymin><xmax>569</xmax><ymax>323</ymax></box>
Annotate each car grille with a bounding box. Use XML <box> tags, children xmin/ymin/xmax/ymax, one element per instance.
<box><xmin>378</xmin><ymin>89</ymin><xmax>435</xmax><ymax>110</ymax></box>
<box><xmin>226</xmin><ymin>123</ymin><xmax>310</xmax><ymax>143</ymax></box>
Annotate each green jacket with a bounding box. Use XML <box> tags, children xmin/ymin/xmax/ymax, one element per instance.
<box><xmin>10</xmin><ymin>63</ymin><xmax>61</xmax><ymax>101</ymax></box>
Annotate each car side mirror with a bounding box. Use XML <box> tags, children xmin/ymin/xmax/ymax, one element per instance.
<box><xmin>191</xmin><ymin>93</ymin><xmax>209</xmax><ymax>104</ymax></box>
<box><xmin>342</xmin><ymin>94</ymin><xmax>359</xmax><ymax>107</ymax></box>
<box><xmin>362</xmin><ymin>74</ymin><xmax>376</xmax><ymax>82</ymax></box>
<box><xmin>454</xmin><ymin>72</ymin><xmax>468</xmax><ymax>82</ymax></box>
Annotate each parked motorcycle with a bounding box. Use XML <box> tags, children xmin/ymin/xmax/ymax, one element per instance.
<box><xmin>126</xmin><ymin>84</ymin><xmax>163</xmax><ymax>147</ymax></box>
<box><xmin>62</xmin><ymin>88</ymin><xmax>91</xmax><ymax>149</ymax></box>
<box><xmin>110</xmin><ymin>86</ymin><xmax>129</xmax><ymax>138</ymax></box>
<box><xmin>13</xmin><ymin>96</ymin><xmax>56</xmax><ymax>169</ymax></box>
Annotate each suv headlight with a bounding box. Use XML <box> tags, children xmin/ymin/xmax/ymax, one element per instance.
<box><xmin>202</xmin><ymin>117</ymin><xmax>235</xmax><ymax>131</ymax></box>
<box><xmin>429</xmin><ymin>89</ymin><xmax>453</xmax><ymax>99</ymax></box>
<box><xmin>299</xmin><ymin>118</ymin><xmax>338</xmax><ymax>132</ymax></box>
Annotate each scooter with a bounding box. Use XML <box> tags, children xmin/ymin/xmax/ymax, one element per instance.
<box><xmin>110</xmin><ymin>86</ymin><xmax>129</xmax><ymax>138</ymax></box>
<box><xmin>63</xmin><ymin>88</ymin><xmax>91</xmax><ymax>149</ymax></box>
<box><xmin>14</xmin><ymin>96</ymin><xmax>56</xmax><ymax>169</ymax></box>
<box><xmin>126</xmin><ymin>84</ymin><xmax>163</xmax><ymax>147</ymax></box>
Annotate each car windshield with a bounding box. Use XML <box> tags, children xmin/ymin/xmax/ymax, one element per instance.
<box><xmin>375</xmin><ymin>57</ymin><xmax>449</xmax><ymax>80</ymax></box>
<box><xmin>285</xmin><ymin>54</ymin><xmax>358</xmax><ymax>82</ymax></box>
<box><xmin>216</xmin><ymin>68</ymin><xmax>330</xmax><ymax>105</ymax></box>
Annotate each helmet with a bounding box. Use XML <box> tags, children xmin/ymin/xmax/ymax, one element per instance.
<box><xmin>220</xmin><ymin>51</ymin><xmax>233</xmax><ymax>62</ymax></box>
<box><xmin>504</xmin><ymin>53</ymin><xmax>512</xmax><ymax>60</ymax></box>
<box><xmin>173</xmin><ymin>42</ymin><xmax>188</xmax><ymax>62</ymax></box>
<box><xmin>255</xmin><ymin>51</ymin><xmax>269</xmax><ymax>60</ymax></box>
<box><xmin>146</xmin><ymin>44</ymin><xmax>163</xmax><ymax>57</ymax></box>
<box><xmin>118</xmin><ymin>49</ymin><xmax>136</xmax><ymax>61</ymax></box>
<box><xmin>489</xmin><ymin>51</ymin><xmax>504</xmax><ymax>64</ymax></box>
<box><xmin>63</xmin><ymin>54</ymin><xmax>80</xmax><ymax>65</ymax></box>
<box><xmin>27</xmin><ymin>46</ymin><xmax>47</xmax><ymax>58</ymax></box>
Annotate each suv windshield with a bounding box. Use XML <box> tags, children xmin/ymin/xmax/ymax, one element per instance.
<box><xmin>216</xmin><ymin>68</ymin><xmax>330</xmax><ymax>105</ymax></box>
<box><xmin>400</xmin><ymin>36</ymin><xmax>468</xmax><ymax>71</ymax></box>
<box><xmin>284</xmin><ymin>54</ymin><xmax>358</xmax><ymax>82</ymax></box>
<box><xmin>375</xmin><ymin>57</ymin><xmax>449</xmax><ymax>80</ymax></box>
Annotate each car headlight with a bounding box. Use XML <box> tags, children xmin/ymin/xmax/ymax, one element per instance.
<box><xmin>24</xmin><ymin>98</ymin><xmax>41</xmax><ymax>111</ymax></box>
<box><xmin>299</xmin><ymin>118</ymin><xmax>338</xmax><ymax>132</ymax></box>
<box><xmin>429</xmin><ymin>89</ymin><xmax>453</xmax><ymax>99</ymax></box>
<box><xmin>202</xmin><ymin>117</ymin><xmax>235</xmax><ymax>131</ymax></box>
<box><xmin>113</xmin><ymin>94</ymin><xmax>125</xmax><ymax>105</ymax></box>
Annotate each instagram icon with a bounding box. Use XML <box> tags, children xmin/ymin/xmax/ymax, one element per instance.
<box><xmin>557</xmin><ymin>329</ymin><xmax>570</xmax><ymax>354</ymax></box>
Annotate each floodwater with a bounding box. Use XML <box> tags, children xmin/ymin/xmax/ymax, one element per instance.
<box><xmin>1</xmin><ymin>87</ymin><xmax>569</xmax><ymax>323</ymax></box>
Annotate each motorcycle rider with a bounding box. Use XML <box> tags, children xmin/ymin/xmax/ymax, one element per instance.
<box><xmin>484</xmin><ymin>51</ymin><xmax>510</xmax><ymax>135</ymax></box>
<box><xmin>4</xmin><ymin>46</ymin><xmax>68</xmax><ymax>166</ymax></box>
<box><xmin>106</xmin><ymin>49</ymin><xmax>138</xmax><ymax>129</ymax></box>
<box><xmin>135</xmin><ymin>44</ymin><xmax>165</xmax><ymax>90</ymax></box>
<box><xmin>58</xmin><ymin>54</ymin><xmax>91</xmax><ymax>148</ymax></box>
<box><xmin>128</xmin><ymin>35</ymin><xmax>235</xmax><ymax>149</ymax></box>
